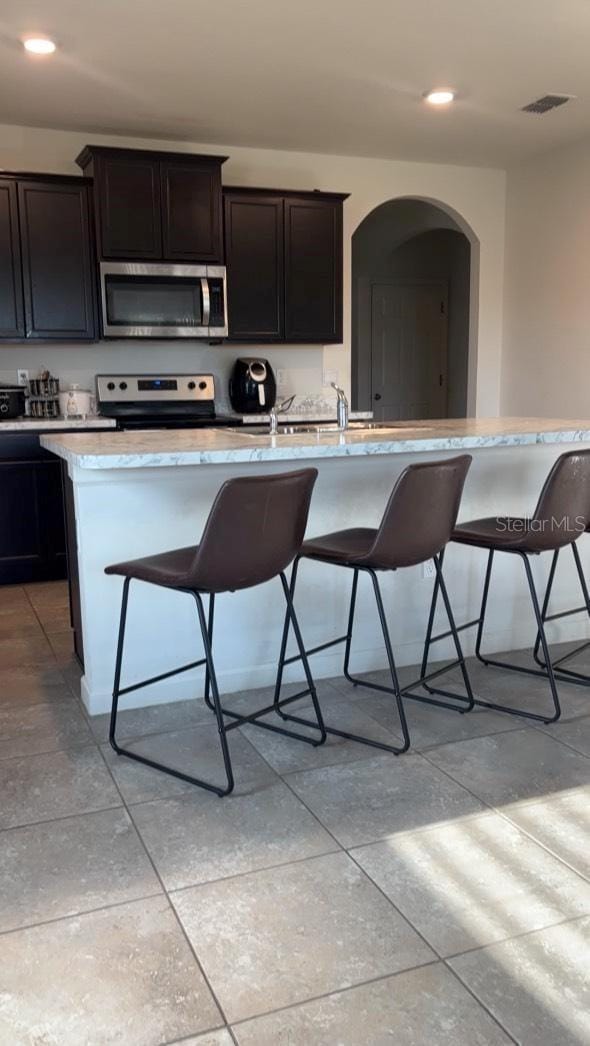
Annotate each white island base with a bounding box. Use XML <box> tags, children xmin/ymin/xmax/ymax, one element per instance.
<box><xmin>42</xmin><ymin>419</ymin><xmax>590</xmax><ymax>716</ymax></box>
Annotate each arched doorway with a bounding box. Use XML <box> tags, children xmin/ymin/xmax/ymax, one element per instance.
<box><xmin>352</xmin><ymin>197</ymin><xmax>479</xmax><ymax>419</ymax></box>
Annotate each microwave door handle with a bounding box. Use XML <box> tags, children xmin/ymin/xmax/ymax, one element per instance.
<box><xmin>201</xmin><ymin>278</ymin><xmax>211</xmax><ymax>328</ymax></box>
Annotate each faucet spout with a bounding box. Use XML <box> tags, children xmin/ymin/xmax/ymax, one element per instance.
<box><xmin>268</xmin><ymin>394</ymin><xmax>296</xmax><ymax>435</ymax></box>
<box><xmin>331</xmin><ymin>382</ymin><xmax>349</xmax><ymax>431</ymax></box>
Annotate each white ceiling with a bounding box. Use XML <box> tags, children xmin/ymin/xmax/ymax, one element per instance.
<box><xmin>1</xmin><ymin>0</ymin><xmax>589</xmax><ymax>167</ymax></box>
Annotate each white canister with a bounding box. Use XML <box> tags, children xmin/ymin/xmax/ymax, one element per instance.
<box><xmin>59</xmin><ymin>385</ymin><xmax>94</xmax><ymax>419</ymax></box>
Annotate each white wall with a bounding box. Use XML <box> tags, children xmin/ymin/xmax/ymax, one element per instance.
<box><xmin>502</xmin><ymin>137</ymin><xmax>590</xmax><ymax>417</ymax></box>
<box><xmin>0</xmin><ymin>123</ymin><xmax>506</xmax><ymax>414</ymax></box>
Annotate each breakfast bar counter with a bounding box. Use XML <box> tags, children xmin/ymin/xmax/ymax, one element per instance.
<box><xmin>42</xmin><ymin>418</ymin><xmax>590</xmax><ymax>714</ymax></box>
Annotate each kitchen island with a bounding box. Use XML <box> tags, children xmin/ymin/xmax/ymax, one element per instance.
<box><xmin>42</xmin><ymin>418</ymin><xmax>590</xmax><ymax>715</ymax></box>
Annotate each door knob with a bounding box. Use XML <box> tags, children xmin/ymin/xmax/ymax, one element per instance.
<box><xmin>374</xmin><ymin>393</ymin><xmax>382</xmax><ymax>401</ymax></box>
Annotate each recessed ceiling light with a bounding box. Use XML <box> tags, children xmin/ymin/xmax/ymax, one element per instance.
<box><xmin>23</xmin><ymin>37</ymin><xmax>57</xmax><ymax>55</ymax></box>
<box><xmin>424</xmin><ymin>89</ymin><xmax>455</xmax><ymax>106</ymax></box>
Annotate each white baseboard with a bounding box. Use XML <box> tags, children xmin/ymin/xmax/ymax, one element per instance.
<box><xmin>80</xmin><ymin>615</ymin><xmax>590</xmax><ymax>715</ymax></box>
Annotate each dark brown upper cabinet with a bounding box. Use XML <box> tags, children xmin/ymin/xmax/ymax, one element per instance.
<box><xmin>284</xmin><ymin>196</ymin><xmax>343</xmax><ymax>343</ymax></box>
<box><xmin>0</xmin><ymin>175</ymin><xmax>96</xmax><ymax>343</ymax></box>
<box><xmin>0</xmin><ymin>179</ymin><xmax>25</xmax><ymax>338</ymax></box>
<box><xmin>18</xmin><ymin>179</ymin><xmax>96</xmax><ymax>340</ymax></box>
<box><xmin>77</xmin><ymin>146</ymin><xmax>226</xmax><ymax>262</ymax></box>
<box><xmin>224</xmin><ymin>192</ymin><xmax>284</xmax><ymax>340</ymax></box>
<box><xmin>223</xmin><ymin>187</ymin><xmax>348</xmax><ymax>344</ymax></box>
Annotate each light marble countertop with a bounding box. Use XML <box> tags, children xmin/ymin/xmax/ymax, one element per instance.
<box><xmin>40</xmin><ymin>417</ymin><xmax>590</xmax><ymax>471</ymax></box>
<box><xmin>0</xmin><ymin>417</ymin><xmax>116</xmax><ymax>433</ymax></box>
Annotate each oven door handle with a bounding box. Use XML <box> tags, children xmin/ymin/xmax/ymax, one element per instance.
<box><xmin>201</xmin><ymin>278</ymin><xmax>211</xmax><ymax>328</ymax></box>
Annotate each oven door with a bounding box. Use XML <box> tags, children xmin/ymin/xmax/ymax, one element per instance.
<box><xmin>99</xmin><ymin>262</ymin><xmax>227</xmax><ymax>338</ymax></box>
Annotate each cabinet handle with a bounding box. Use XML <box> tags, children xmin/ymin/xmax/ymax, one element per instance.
<box><xmin>374</xmin><ymin>393</ymin><xmax>382</xmax><ymax>401</ymax></box>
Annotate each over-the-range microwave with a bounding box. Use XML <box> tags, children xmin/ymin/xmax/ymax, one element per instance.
<box><xmin>99</xmin><ymin>262</ymin><xmax>228</xmax><ymax>338</ymax></box>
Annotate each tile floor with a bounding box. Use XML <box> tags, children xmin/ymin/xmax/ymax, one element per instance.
<box><xmin>0</xmin><ymin>580</ymin><xmax>589</xmax><ymax>1044</ymax></box>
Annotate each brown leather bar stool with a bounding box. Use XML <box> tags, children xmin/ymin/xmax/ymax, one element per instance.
<box><xmin>273</xmin><ymin>455</ymin><xmax>474</xmax><ymax>754</ymax></box>
<box><xmin>105</xmin><ymin>469</ymin><xmax>326</xmax><ymax>797</ymax></box>
<box><xmin>422</xmin><ymin>449</ymin><xmax>590</xmax><ymax>724</ymax></box>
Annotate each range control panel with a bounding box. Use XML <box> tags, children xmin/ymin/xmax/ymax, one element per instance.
<box><xmin>96</xmin><ymin>374</ymin><xmax>215</xmax><ymax>404</ymax></box>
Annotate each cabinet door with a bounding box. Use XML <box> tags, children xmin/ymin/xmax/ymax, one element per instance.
<box><xmin>224</xmin><ymin>193</ymin><xmax>284</xmax><ymax>340</ymax></box>
<box><xmin>0</xmin><ymin>179</ymin><xmax>25</xmax><ymax>338</ymax></box>
<box><xmin>284</xmin><ymin>197</ymin><xmax>343</xmax><ymax>343</ymax></box>
<box><xmin>0</xmin><ymin>450</ymin><xmax>66</xmax><ymax>585</ymax></box>
<box><xmin>97</xmin><ymin>155</ymin><xmax>162</xmax><ymax>258</ymax></box>
<box><xmin>161</xmin><ymin>161</ymin><xmax>223</xmax><ymax>261</ymax></box>
<box><xmin>18</xmin><ymin>181</ymin><xmax>96</xmax><ymax>340</ymax></box>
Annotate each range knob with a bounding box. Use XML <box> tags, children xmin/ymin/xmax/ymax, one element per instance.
<box><xmin>119</xmin><ymin>381</ymin><xmax>128</xmax><ymax>391</ymax></box>
<box><xmin>198</xmin><ymin>380</ymin><xmax>207</xmax><ymax>390</ymax></box>
<box><xmin>187</xmin><ymin>381</ymin><xmax>196</xmax><ymax>390</ymax></box>
<box><xmin>0</xmin><ymin>403</ymin><xmax>8</xmax><ymax>414</ymax></box>
<box><xmin>107</xmin><ymin>381</ymin><xmax>115</xmax><ymax>391</ymax></box>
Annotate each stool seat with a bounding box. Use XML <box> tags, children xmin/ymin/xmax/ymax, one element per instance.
<box><xmin>302</xmin><ymin>528</ymin><xmax>378</xmax><ymax>566</ymax></box>
<box><xmin>453</xmin><ymin>517</ymin><xmax>538</xmax><ymax>552</ymax></box>
<box><xmin>105</xmin><ymin>545</ymin><xmax>198</xmax><ymax>588</ymax></box>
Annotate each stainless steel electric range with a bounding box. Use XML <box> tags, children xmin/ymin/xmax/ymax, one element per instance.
<box><xmin>96</xmin><ymin>373</ymin><xmax>239</xmax><ymax>431</ymax></box>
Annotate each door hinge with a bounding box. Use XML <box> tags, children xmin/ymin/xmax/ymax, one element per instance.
<box><xmin>439</xmin><ymin>373</ymin><xmax>444</xmax><ymax>387</ymax></box>
<box><xmin>440</xmin><ymin>301</ymin><xmax>445</xmax><ymax>314</ymax></box>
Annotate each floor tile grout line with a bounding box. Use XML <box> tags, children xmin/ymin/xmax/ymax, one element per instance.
<box><xmin>159</xmin><ymin>1026</ymin><xmax>236</xmax><ymax>1046</ymax></box>
<box><xmin>418</xmin><ymin>746</ymin><xmax>590</xmax><ymax>887</ymax></box>
<box><xmin>440</xmin><ymin>910</ymin><xmax>590</xmax><ymax>963</ymax></box>
<box><xmin>441</xmin><ymin>961</ymin><xmax>519</xmax><ymax>1044</ymax></box>
<box><xmin>162</xmin><ymin>840</ymin><xmax>343</xmax><ymax>897</ymax></box>
<box><xmin>0</xmin><ymin>888</ymin><xmax>166</xmax><ymax>940</ymax></box>
<box><xmin>94</xmin><ymin>740</ymin><xmax>236</xmax><ymax>1040</ymax></box>
<box><xmin>530</xmin><ymin>718</ymin><xmax>590</xmax><ymax>762</ymax></box>
<box><xmin>495</xmin><ymin>803</ymin><xmax>590</xmax><ymax>885</ymax></box>
<box><xmin>0</xmin><ymin>800</ymin><xmax>126</xmax><ymax>836</ymax></box>
<box><xmin>225</xmin><ymin>960</ymin><xmax>442</xmax><ymax>1031</ymax></box>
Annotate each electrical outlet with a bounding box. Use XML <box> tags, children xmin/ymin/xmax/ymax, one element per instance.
<box><xmin>276</xmin><ymin>369</ymin><xmax>288</xmax><ymax>392</ymax></box>
<box><xmin>17</xmin><ymin>369</ymin><xmax>29</xmax><ymax>387</ymax></box>
<box><xmin>422</xmin><ymin>560</ymin><xmax>436</xmax><ymax>580</ymax></box>
<box><xmin>323</xmin><ymin>369</ymin><xmax>338</xmax><ymax>387</ymax></box>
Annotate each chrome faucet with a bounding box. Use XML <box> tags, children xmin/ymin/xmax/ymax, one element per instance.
<box><xmin>269</xmin><ymin>394</ymin><xmax>296</xmax><ymax>435</ymax></box>
<box><xmin>331</xmin><ymin>382</ymin><xmax>349</xmax><ymax>431</ymax></box>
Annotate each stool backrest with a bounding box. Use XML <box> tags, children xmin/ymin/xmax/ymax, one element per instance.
<box><xmin>189</xmin><ymin>468</ymin><xmax>318</xmax><ymax>592</ymax></box>
<box><xmin>529</xmin><ymin>450</ymin><xmax>590</xmax><ymax>551</ymax></box>
<box><xmin>367</xmin><ymin>455</ymin><xmax>472</xmax><ymax>569</ymax></box>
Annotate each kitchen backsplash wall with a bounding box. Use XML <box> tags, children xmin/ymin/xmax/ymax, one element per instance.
<box><xmin>0</xmin><ymin>341</ymin><xmax>339</xmax><ymax>414</ymax></box>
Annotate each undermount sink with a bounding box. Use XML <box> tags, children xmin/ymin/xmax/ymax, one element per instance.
<box><xmin>229</xmin><ymin>421</ymin><xmax>432</xmax><ymax>436</ymax></box>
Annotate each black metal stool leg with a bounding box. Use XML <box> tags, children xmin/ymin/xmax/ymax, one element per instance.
<box><xmin>342</xmin><ymin>568</ymin><xmax>360</xmax><ymax>686</ymax></box>
<box><xmin>431</xmin><ymin>555</ymin><xmax>475</xmax><ymax>710</ymax></box>
<box><xmin>279</xmin><ymin>571</ymin><xmax>327</xmax><ymax>744</ymax></box>
<box><xmin>470</xmin><ymin>551</ymin><xmax>562</xmax><ymax>723</ymax></box>
<box><xmin>420</xmin><ymin>552</ymin><xmax>441</xmax><ymax>683</ymax></box>
<box><xmin>193</xmin><ymin>592</ymin><xmax>235</xmax><ymax>794</ymax></box>
<box><xmin>108</xmin><ymin>581</ymin><xmax>234</xmax><ymax>797</ymax></box>
<box><xmin>203</xmin><ymin>592</ymin><xmax>216</xmax><ymax>712</ymax></box>
<box><xmin>109</xmin><ymin>576</ymin><xmax>131</xmax><ymax>749</ymax></box>
<box><xmin>282</xmin><ymin>566</ymin><xmax>411</xmax><ymax>754</ymax></box>
<box><xmin>533</xmin><ymin>549</ymin><xmax>559</xmax><ymax>667</ymax></box>
<box><xmin>533</xmin><ymin>543</ymin><xmax>590</xmax><ymax>684</ymax></box>
<box><xmin>273</xmin><ymin>559</ymin><xmax>301</xmax><ymax>720</ymax></box>
<box><xmin>475</xmin><ymin>550</ymin><xmax>495</xmax><ymax>666</ymax></box>
<box><xmin>214</xmin><ymin>568</ymin><xmax>327</xmax><ymax>747</ymax></box>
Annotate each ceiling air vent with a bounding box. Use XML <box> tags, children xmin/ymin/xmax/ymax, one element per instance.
<box><xmin>521</xmin><ymin>94</ymin><xmax>572</xmax><ymax>114</ymax></box>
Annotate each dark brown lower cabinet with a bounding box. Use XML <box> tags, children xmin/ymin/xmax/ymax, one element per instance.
<box><xmin>0</xmin><ymin>434</ymin><xmax>68</xmax><ymax>585</ymax></box>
